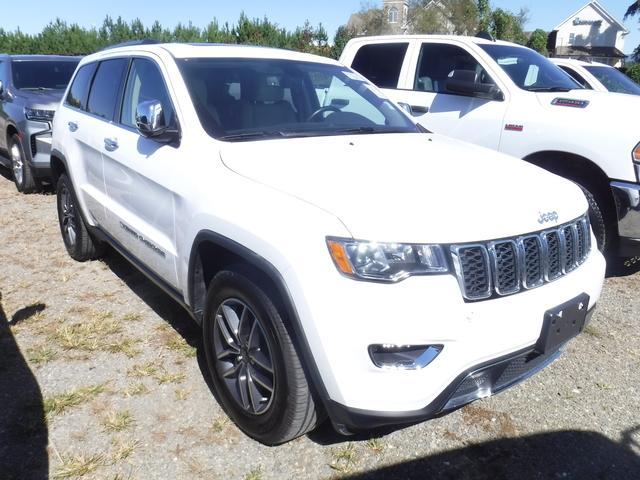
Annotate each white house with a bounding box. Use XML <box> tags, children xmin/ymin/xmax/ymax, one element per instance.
<box><xmin>548</xmin><ymin>1</ymin><xmax>629</xmax><ymax>67</ymax></box>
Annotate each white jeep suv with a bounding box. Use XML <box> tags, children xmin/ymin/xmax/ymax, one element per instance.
<box><xmin>51</xmin><ymin>41</ymin><xmax>606</xmax><ymax>445</ymax></box>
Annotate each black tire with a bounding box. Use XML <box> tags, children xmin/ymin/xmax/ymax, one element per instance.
<box><xmin>9</xmin><ymin>134</ymin><xmax>40</xmax><ymax>193</ymax></box>
<box><xmin>578</xmin><ymin>184</ymin><xmax>609</xmax><ymax>254</ymax></box>
<box><xmin>202</xmin><ymin>268</ymin><xmax>319</xmax><ymax>445</ymax></box>
<box><xmin>56</xmin><ymin>173</ymin><xmax>105</xmax><ymax>261</ymax></box>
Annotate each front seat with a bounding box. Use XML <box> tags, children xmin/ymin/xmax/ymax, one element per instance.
<box><xmin>242</xmin><ymin>85</ymin><xmax>297</xmax><ymax>129</ymax></box>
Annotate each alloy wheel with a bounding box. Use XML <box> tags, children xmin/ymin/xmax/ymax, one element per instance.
<box><xmin>59</xmin><ymin>185</ymin><xmax>78</xmax><ymax>247</ymax></box>
<box><xmin>10</xmin><ymin>143</ymin><xmax>23</xmax><ymax>186</ymax></box>
<box><xmin>212</xmin><ymin>298</ymin><xmax>275</xmax><ymax>415</ymax></box>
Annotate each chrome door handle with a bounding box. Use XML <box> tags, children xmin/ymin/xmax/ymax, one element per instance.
<box><xmin>68</xmin><ymin>121</ymin><xmax>78</xmax><ymax>132</ymax></box>
<box><xmin>104</xmin><ymin>138</ymin><xmax>119</xmax><ymax>152</ymax></box>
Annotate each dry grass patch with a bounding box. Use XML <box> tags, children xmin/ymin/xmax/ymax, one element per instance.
<box><xmin>329</xmin><ymin>443</ymin><xmax>358</xmax><ymax>473</ymax></box>
<box><xmin>174</xmin><ymin>388</ymin><xmax>190</xmax><ymax>401</ymax></box>
<box><xmin>44</xmin><ymin>384</ymin><xmax>107</xmax><ymax>417</ymax></box>
<box><xmin>210</xmin><ymin>416</ymin><xmax>232</xmax><ymax>433</ymax></box>
<box><xmin>27</xmin><ymin>345</ymin><xmax>57</xmax><ymax>365</ymax></box>
<box><xmin>53</xmin><ymin>453</ymin><xmax>105</xmax><ymax>479</ymax></box>
<box><xmin>123</xmin><ymin>312</ymin><xmax>144</xmax><ymax>322</ymax></box>
<box><xmin>101</xmin><ymin>410</ymin><xmax>135</xmax><ymax>432</ymax></box>
<box><xmin>244</xmin><ymin>466</ymin><xmax>263</xmax><ymax>480</ymax></box>
<box><xmin>155</xmin><ymin>324</ymin><xmax>197</xmax><ymax>358</ymax></box>
<box><xmin>110</xmin><ymin>438</ymin><xmax>141</xmax><ymax>461</ymax></box>
<box><xmin>366</xmin><ymin>437</ymin><xmax>385</xmax><ymax>454</ymax></box>
<box><xmin>104</xmin><ymin>338</ymin><xmax>141</xmax><ymax>358</ymax></box>
<box><xmin>128</xmin><ymin>360</ymin><xmax>159</xmax><ymax>378</ymax></box>
<box><xmin>124</xmin><ymin>382</ymin><xmax>150</xmax><ymax>397</ymax></box>
<box><xmin>154</xmin><ymin>368</ymin><xmax>186</xmax><ymax>385</ymax></box>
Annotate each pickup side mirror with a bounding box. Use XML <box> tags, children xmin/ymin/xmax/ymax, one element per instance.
<box><xmin>135</xmin><ymin>99</ymin><xmax>179</xmax><ymax>144</ymax></box>
<box><xmin>445</xmin><ymin>69</ymin><xmax>504</xmax><ymax>101</ymax></box>
<box><xmin>0</xmin><ymin>80</ymin><xmax>4</xmax><ymax>99</ymax></box>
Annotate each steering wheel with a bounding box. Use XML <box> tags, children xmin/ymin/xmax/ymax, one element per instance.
<box><xmin>307</xmin><ymin>105</ymin><xmax>341</xmax><ymax>122</ymax></box>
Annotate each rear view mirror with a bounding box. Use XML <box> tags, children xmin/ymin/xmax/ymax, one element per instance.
<box><xmin>445</xmin><ymin>70</ymin><xmax>504</xmax><ymax>101</ymax></box>
<box><xmin>330</xmin><ymin>98</ymin><xmax>350</xmax><ymax>108</ymax></box>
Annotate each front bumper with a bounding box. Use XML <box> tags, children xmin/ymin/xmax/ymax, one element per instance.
<box><xmin>611</xmin><ymin>181</ymin><xmax>640</xmax><ymax>256</ymax></box>
<box><xmin>20</xmin><ymin>119</ymin><xmax>53</xmax><ymax>177</ymax></box>
<box><xmin>326</xmin><ymin>305</ymin><xmax>593</xmax><ymax>432</ymax></box>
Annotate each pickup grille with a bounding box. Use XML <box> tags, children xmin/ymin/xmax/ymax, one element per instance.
<box><xmin>451</xmin><ymin>215</ymin><xmax>591</xmax><ymax>301</ymax></box>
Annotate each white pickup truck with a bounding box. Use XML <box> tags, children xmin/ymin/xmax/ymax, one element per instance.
<box><xmin>340</xmin><ymin>35</ymin><xmax>640</xmax><ymax>260</ymax></box>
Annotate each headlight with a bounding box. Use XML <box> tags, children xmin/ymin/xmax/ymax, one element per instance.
<box><xmin>327</xmin><ymin>237</ymin><xmax>449</xmax><ymax>282</ymax></box>
<box><xmin>633</xmin><ymin>142</ymin><xmax>640</xmax><ymax>163</ymax></box>
<box><xmin>24</xmin><ymin>107</ymin><xmax>55</xmax><ymax>122</ymax></box>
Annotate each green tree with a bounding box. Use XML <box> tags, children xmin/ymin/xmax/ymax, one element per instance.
<box><xmin>331</xmin><ymin>25</ymin><xmax>357</xmax><ymax>59</ymax></box>
<box><xmin>527</xmin><ymin>28</ymin><xmax>548</xmax><ymax>55</ymax></box>
<box><xmin>623</xmin><ymin>63</ymin><xmax>640</xmax><ymax>84</ymax></box>
<box><xmin>477</xmin><ymin>0</ymin><xmax>491</xmax><ymax>32</ymax></box>
<box><xmin>490</xmin><ymin>7</ymin><xmax>528</xmax><ymax>44</ymax></box>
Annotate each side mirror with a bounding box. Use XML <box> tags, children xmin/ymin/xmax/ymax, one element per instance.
<box><xmin>136</xmin><ymin>99</ymin><xmax>167</xmax><ymax>137</ymax></box>
<box><xmin>0</xmin><ymin>80</ymin><xmax>4</xmax><ymax>98</ymax></box>
<box><xmin>445</xmin><ymin>69</ymin><xmax>504</xmax><ymax>101</ymax></box>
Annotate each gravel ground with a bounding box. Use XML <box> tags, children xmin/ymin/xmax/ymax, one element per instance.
<box><xmin>1</xmin><ymin>167</ymin><xmax>639</xmax><ymax>480</ymax></box>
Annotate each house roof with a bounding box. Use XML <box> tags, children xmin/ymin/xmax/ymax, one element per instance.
<box><xmin>553</xmin><ymin>1</ymin><xmax>629</xmax><ymax>34</ymax></box>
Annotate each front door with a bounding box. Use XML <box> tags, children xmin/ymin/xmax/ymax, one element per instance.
<box><xmin>100</xmin><ymin>57</ymin><xmax>180</xmax><ymax>288</ymax></box>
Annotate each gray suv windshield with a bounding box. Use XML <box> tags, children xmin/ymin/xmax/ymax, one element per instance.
<box><xmin>480</xmin><ymin>44</ymin><xmax>580</xmax><ymax>92</ymax></box>
<box><xmin>178</xmin><ymin>58</ymin><xmax>417</xmax><ymax>141</ymax></box>
<box><xmin>12</xmin><ymin>60</ymin><xmax>79</xmax><ymax>90</ymax></box>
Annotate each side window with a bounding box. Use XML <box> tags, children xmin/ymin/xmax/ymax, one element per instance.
<box><xmin>0</xmin><ymin>60</ymin><xmax>5</xmax><ymax>86</ymax></box>
<box><xmin>414</xmin><ymin>43</ymin><xmax>495</xmax><ymax>94</ymax></box>
<box><xmin>87</xmin><ymin>58</ymin><xmax>128</xmax><ymax>120</ymax></box>
<box><xmin>351</xmin><ymin>43</ymin><xmax>408</xmax><ymax>89</ymax></box>
<box><xmin>120</xmin><ymin>58</ymin><xmax>175</xmax><ymax>128</ymax></box>
<box><xmin>558</xmin><ymin>66</ymin><xmax>592</xmax><ymax>89</ymax></box>
<box><xmin>65</xmin><ymin>63</ymin><xmax>98</xmax><ymax>110</ymax></box>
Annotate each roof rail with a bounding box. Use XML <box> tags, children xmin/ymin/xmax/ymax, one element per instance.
<box><xmin>476</xmin><ymin>31</ymin><xmax>496</xmax><ymax>42</ymax></box>
<box><xmin>101</xmin><ymin>39</ymin><xmax>161</xmax><ymax>51</ymax></box>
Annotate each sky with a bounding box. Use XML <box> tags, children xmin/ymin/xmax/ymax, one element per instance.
<box><xmin>2</xmin><ymin>1</ymin><xmax>639</xmax><ymax>54</ymax></box>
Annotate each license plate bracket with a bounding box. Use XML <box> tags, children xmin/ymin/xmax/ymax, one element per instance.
<box><xmin>535</xmin><ymin>293</ymin><xmax>590</xmax><ymax>354</ymax></box>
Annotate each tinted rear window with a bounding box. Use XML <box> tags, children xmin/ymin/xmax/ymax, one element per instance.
<box><xmin>11</xmin><ymin>60</ymin><xmax>79</xmax><ymax>90</ymax></box>
<box><xmin>351</xmin><ymin>43</ymin><xmax>408</xmax><ymax>89</ymax></box>
<box><xmin>87</xmin><ymin>59</ymin><xmax>128</xmax><ymax>120</ymax></box>
<box><xmin>65</xmin><ymin>63</ymin><xmax>98</xmax><ymax>110</ymax></box>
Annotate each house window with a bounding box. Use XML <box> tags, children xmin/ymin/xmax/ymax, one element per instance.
<box><xmin>388</xmin><ymin>6</ymin><xmax>399</xmax><ymax>24</ymax></box>
<box><xmin>569</xmin><ymin>33</ymin><xmax>576</xmax><ymax>44</ymax></box>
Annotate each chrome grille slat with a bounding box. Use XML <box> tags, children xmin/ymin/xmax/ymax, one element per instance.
<box><xmin>451</xmin><ymin>215</ymin><xmax>591</xmax><ymax>301</ymax></box>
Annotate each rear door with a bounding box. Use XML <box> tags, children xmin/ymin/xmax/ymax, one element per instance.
<box><xmin>100</xmin><ymin>56</ymin><xmax>180</xmax><ymax>288</ymax></box>
<box><xmin>397</xmin><ymin>41</ymin><xmax>508</xmax><ymax>150</ymax></box>
<box><xmin>0</xmin><ymin>60</ymin><xmax>9</xmax><ymax>154</ymax></box>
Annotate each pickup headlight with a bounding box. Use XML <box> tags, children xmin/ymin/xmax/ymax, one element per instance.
<box><xmin>633</xmin><ymin>142</ymin><xmax>640</xmax><ymax>163</ymax></box>
<box><xmin>327</xmin><ymin>237</ymin><xmax>449</xmax><ymax>282</ymax></box>
<box><xmin>24</xmin><ymin>107</ymin><xmax>55</xmax><ymax>122</ymax></box>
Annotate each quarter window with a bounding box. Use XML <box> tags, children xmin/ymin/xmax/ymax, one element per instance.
<box><xmin>65</xmin><ymin>62</ymin><xmax>98</xmax><ymax>110</ymax></box>
<box><xmin>120</xmin><ymin>58</ymin><xmax>175</xmax><ymax>128</ymax></box>
<box><xmin>351</xmin><ymin>43</ymin><xmax>408</xmax><ymax>89</ymax></box>
<box><xmin>87</xmin><ymin>58</ymin><xmax>128</xmax><ymax>120</ymax></box>
<box><xmin>414</xmin><ymin>43</ymin><xmax>495</xmax><ymax>94</ymax></box>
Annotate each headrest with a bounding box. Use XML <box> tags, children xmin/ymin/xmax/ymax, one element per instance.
<box><xmin>254</xmin><ymin>84</ymin><xmax>284</xmax><ymax>103</ymax></box>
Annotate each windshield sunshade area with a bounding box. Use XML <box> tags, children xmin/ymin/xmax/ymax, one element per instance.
<box><xmin>11</xmin><ymin>60</ymin><xmax>80</xmax><ymax>90</ymax></box>
<box><xmin>480</xmin><ymin>44</ymin><xmax>581</xmax><ymax>92</ymax></box>
<box><xmin>584</xmin><ymin>66</ymin><xmax>640</xmax><ymax>96</ymax></box>
<box><xmin>177</xmin><ymin>58</ymin><xmax>418</xmax><ymax>141</ymax></box>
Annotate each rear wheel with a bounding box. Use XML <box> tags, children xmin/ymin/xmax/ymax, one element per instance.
<box><xmin>56</xmin><ymin>173</ymin><xmax>104</xmax><ymax>261</ymax></box>
<box><xmin>202</xmin><ymin>268</ymin><xmax>319</xmax><ymax>445</ymax></box>
<box><xmin>10</xmin><ymin>134</ymin><xmax>40</xmax><ymax>193</ymax></box>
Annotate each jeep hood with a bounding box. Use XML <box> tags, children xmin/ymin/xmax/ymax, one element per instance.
<box><xmin>220</xmin><ymin>133</ymin><xmax>587</xmax><ymax>243</ymax></box>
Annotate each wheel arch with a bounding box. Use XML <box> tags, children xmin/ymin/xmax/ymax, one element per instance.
<box><xmin>50</xmin><ymin>148</ymin><xmax>69</xmax><ymax>187</ymax></box>
<box><xmin>187</xmin><ymin>230</ymin><xmax>331</xmax><ymax>409</ymax></box>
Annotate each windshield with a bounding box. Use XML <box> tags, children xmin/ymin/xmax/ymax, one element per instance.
<box><xmin>584</xmin><ymin>66</ymin><xmax>640</xmax><ymax>96</ymax></box>
<box><xmin>11</xmin><ymin>60</ymin><xmax>80</xmax><ymax>90</ymax></box>
<box><xmin>480</xmin><ymin>45</ymin><xmax>580</xmax><ymax>92</ymax></box>
<box><xmin>177</xmin><ymin>58</ymin><xmax>417</xmax><ymax>141</ymax></box>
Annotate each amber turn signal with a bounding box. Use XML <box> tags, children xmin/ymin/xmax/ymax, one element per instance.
<box><xmin>327</xmin><ymin>240</ymin><xmax>354</xmax><ymax>275</ymax></box>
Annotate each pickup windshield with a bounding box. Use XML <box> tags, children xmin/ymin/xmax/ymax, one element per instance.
<box><xmin>177</xmin><ymin>58</ymin><xmax>417</xmax><ymax>141</ymax></box>
<box><xmin>11</xmin><ymin>60</ymin><xmax>79</xmax><ymax>90</ymax></box>
<box><xmin>480</xmin><ymin>44</ymin><xmax>580</xmax><ymax>92</ymax></box>
<box><xmin>584</xmin><ymin>66</ymin><xmax>640</xmax><ymax>96</ymax></box>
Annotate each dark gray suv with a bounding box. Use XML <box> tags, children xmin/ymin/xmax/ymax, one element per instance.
<box><xmin>0</xmin><ymin>55</ymin><xmax>79</xmax><ymax>192</ymax></box>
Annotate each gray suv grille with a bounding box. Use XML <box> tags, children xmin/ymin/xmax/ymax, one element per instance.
<box><xmin>451</xmin><ymin>215</ymin><xmax>591</xmax><ymax>301</ymax></box>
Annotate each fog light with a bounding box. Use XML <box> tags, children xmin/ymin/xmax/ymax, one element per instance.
<box><xmin>368</xmin><ymin>344</ymin><xmax>443</xmax><ymax>369</ymax></box>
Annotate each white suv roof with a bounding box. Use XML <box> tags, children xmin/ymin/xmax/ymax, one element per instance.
<box><xmin>347</xmin><ymin>34</ymin><xmax>521</xmax><ymax>48</ymax></box>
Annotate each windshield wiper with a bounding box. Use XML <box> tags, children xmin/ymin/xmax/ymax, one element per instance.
<box><xmin>218</xmin><ymin>131</ymin><xmax>285</xmax><ymax>142</ymax></box>
<box><xmin>526</xmin><ymin>86</ymin><xmax>574</xmax><ymax>92</ymax></box>
<box><xmin>21</xmin><ymin>87</ymin><xmax>56</xmax><ymax>91</ymax></box>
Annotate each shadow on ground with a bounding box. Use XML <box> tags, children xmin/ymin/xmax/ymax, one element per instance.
<box><xmin>0</xmin><ymin>293</ymin><xmax>49</xmax><ymax>480</ymax></box>
<box><xmin>342</xmin><ymin>429</ymin><xmax>640</xmax><ymax>480</ymax></box>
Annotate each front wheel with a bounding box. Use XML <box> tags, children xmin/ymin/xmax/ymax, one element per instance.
<box><xmin>577</xmin><ymin>184</ymin><xmax>610</xmax><ymax>253</ymax></box>
<box><xmin>10</xmin><ymin>134</ymin><xmax>40</xmax><ymax>193</ymax></box>
<box><xmin>202</xmin><ymin>269</ymin><xmax>320</xmax><ymax>445</ymax></box>
<box><xmin>56</xmin><ymin>173</ymin><xmax>104</xmax><ymax>261</ymax></box>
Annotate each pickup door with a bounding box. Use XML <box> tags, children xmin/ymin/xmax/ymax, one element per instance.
<box><xmin>348</xmin><ymin>40</ymin><xmax>509</xmax><ymax>150</ymax></box>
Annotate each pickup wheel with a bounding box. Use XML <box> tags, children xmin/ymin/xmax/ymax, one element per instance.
<box><xmin>203</xmin><ymin>269</ymin><xmax>319</xmax><ymax>445</ymax></box>
<box><xmin>577</xmin><ymin>184</ymin><xmax>609</xmax><ymax>253</ymax></box>
<box><xmin>10</xmin><ymin>133</ymin><xmax>40</xmax><ymax>193</ymax></box>
<box><xmin>56</xmin><ymin>173</ymin><xmax>105</xmax><ymax>261</ymax></box>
